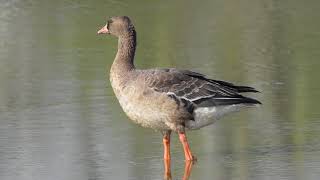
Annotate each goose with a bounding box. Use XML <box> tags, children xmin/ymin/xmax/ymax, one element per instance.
<box><xmin>97</xmin><ymin>16</ymin><xmax>261</xmax><ymax>161</ymax></box>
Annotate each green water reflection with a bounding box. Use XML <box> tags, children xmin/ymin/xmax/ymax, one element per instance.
<box><xmin>0</xmin><ymin>0</ymin><xmax>320</xmax><ymax>179</ymax></box>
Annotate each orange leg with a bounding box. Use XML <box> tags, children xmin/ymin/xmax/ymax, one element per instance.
<box><xmin>178</xmin><ymin>132</ymin><xmax>196</xmax><ymax>161</ymax></box>
<box><xmin>162</xmin><ymin>132</ymin><xmax>171</xmax><ymax>160</ymax></box>
<box><xmin>162</xmin><ymin>131</ymin><xmax>171</xmax><ymax>179</ymax></box>
<box><xmin>163</xmin><ymin>158</ymin><xmax>172</xmax><ymax>180</ymax></box>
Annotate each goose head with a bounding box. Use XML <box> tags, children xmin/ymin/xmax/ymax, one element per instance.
<box><xmin>97</xmin><ymin>16</ymin><xmax>135</xmax><ymax>38</ymax></box>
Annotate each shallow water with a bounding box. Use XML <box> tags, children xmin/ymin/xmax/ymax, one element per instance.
<box><xmin>1</xmin><ymin>0</ymin><xmax>320</xmax><ymax>179</ymax></box>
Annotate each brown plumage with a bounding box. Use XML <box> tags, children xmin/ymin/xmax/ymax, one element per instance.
<box><xmin>98</xmin><ymin>16</ymin><xmax>261</xmax><ymax>161</ymax></box>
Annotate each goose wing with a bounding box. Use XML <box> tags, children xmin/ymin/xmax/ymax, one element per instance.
<box><xmin>145</xmin><ymin>68</ymin><xmax>261</xmax><ymax>110</ymax></box>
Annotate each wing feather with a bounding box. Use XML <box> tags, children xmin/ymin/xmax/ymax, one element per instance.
<box><xmin>144</xmin><ymin>68</ymin><xmax>261</xmax><ymax>111</ymax></box>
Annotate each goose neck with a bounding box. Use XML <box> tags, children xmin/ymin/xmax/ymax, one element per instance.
<box><xmin>112</xmin><ymin>33</ymin><xmax>136</xmax><ymax>72</ymax></box>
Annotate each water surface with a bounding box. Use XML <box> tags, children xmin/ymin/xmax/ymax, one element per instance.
<box><xmin>1</xmin><ymin>0</ymin><xmax>320</xmax><ymax>179</ymax></box>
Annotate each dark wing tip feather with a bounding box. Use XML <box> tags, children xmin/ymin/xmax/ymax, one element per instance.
<box><xmin>239</xmin><ymin>96</ymin><xmax>262</xmax><ymax>105</ymax></box>
<box><xmin>195</xmin><ymin>96</ymin><xmax>262</xmax><ymax>107</ymax></box>
<box><xmin>234</xmin><ymin>86</ymin><xmax>260</xmax><ymax>93</ymax></box>
<box><xmin>207</xmin><ymin>79</ymin><xmax>260</xmax><ymax>93</ymax></box>
<box><xmin>182</xmin><ymin>70</ymin><xmax>260</xmax><ymax>93</ymax></box>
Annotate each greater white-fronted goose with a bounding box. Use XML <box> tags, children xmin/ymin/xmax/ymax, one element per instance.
<box><xmin>97</xmin><ymin>16</ymin><xmax>261</xmax><ymax>161</ymax></box>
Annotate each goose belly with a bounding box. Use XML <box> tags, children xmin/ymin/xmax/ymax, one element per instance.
<box><xmin>186</xmin><ymin>104</ymin><xmax>250</xmax><ymax>130</ymax></box>
<box><xmin>121</xmin><ymin>100</ymin><xmax>170</xmax><ymax>129</ymax></box>
<box><xmin>114</xmin><ymin>88</ymin><xmax>172</xmax><ymax>130</ymax></box>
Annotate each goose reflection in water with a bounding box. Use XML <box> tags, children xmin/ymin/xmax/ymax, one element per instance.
<box><xmin>163</xmin><ymin>160</ymin><xmax>194</xmax><ymax>180</ymax></box>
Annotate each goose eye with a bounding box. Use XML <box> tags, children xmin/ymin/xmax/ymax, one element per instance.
<box><xmin>107</xmin><ymin>19</ymin><xmax>113</xmax><ymax>29</ymax></box>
